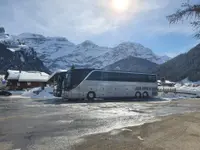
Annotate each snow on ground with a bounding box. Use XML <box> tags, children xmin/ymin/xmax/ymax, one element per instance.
<box><xmin>181</xmin><ymin>78</ymin><xmax>200</xmax><ymax>84</ymax></box>
<box><xmin>158</xmin><ymin>79</ymin><xmax>200</xmax><ymax>100</ymax></box>
<box><xmin>157</xmin><ymin>80</ymin><xmax>175</xmax><ymax>84</ymax></box>
<box><xmin>175</xmin><ymin>84</ymin><xmax>200</xmax><ymax>95</ymax></box>
<box><xmin>22</xmin><ymin>86</ymin><xmax>56</xmax><ymax>99</ymax></box>
<box><xmin>158</xmin><ymin>92</ymin><xmax>197</xmax><ymax>101</ymax></box>
<box><xmin>174</xmin><ymin>82</ymin><xmax>200</xmax><ymax>97</ymax></box>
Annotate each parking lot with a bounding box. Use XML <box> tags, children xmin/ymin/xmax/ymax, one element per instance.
<box><xmin>0</xmin><ymin>96</ymin><xmax>200</xmax><ymax>150</ymax></box>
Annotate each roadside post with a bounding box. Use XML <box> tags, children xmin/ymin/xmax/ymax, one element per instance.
<box><xmin>161</xmin><ymin>77</ymin><xmax>165</xmax><ymax>92</ymax></box>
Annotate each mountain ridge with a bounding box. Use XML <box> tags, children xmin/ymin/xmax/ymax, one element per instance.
<box><xmin>156</xmin><ymin>43</ymin><xmax>200</xmax><ymax>81</ymax></box>
<box><xmin>0</xmin><ymin>43</ymin><xmax>50</xmax><ymax>74</ymax></box>
<box><xmin>0</xmin><ymin>28</ymin><xmax>50</xmax><ymax>73</ymax></box>
<box><xmin>17</xmin><ymin>32</ymin><xmax>170</xmax><ymax>71</ymax></box>
<box><xmin>104</xmin><ymin>56</ymin><xmax>159</xmax><ymax>73</ymax></box>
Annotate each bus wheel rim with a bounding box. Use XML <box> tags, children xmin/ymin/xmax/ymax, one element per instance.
<box><xmin>136</xmin><ymin>92</ymin><xmax>141</xmax><ymax>98</ymax></box>
<box><xmin>89</xmin><ymin>93</ymin><xmax>94</xmax><ymax>98</ymax></box>
<box><xmin>143</xmin><ymin>92</ymin><xmax>148</xmax><ymax>97</ymax></box>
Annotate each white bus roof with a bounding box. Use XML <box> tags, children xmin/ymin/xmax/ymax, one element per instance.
<box><xmin>66</xmin><ymin>68</ymin><xmax>156</xmax><ymax>75</ymax></box>
<box><xmin>93</xmin><ymin>69</ymin><xmax>157</xmax><ymax>76</ymax></box>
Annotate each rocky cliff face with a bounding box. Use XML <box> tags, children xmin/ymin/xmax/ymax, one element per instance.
<box><xmin>0</xmin><ymin>29</ymin><xmax>50</xmax><ymax>74</ymax></box>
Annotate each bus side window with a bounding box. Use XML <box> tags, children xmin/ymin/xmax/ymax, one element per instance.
<box><xmin>86</xmin><ymin>71</ymin><xmax>102</xmax><ymax>81</ymax></box>
<box><xmin>148</xmin><ymin>75</ymin><xmax>157</xmax><ymax>82</ymax></box>
<box><xmin>102</xmin><ymin>72</ymin><xmax>109</xmax><ymax>81</ymax></box>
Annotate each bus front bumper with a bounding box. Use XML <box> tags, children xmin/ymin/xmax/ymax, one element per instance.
<box><xmin>62</xmin><ymin>91</ymin><xmax>69</xmax><ymax>99</ymax></box>
<box><xmin>152</xmin><ymin>91</ymin><xmax>158</xmax><ymax>96</ymax></box>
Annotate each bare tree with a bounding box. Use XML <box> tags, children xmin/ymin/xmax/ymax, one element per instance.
<box><xmin>167</xmin><ymin>1</ymin><xmax>200</xmax><ymax>38</ymax></box>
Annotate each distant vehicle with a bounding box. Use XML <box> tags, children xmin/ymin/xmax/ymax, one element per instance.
<box><xmin>0</xmin><ymin>90</ymin><xmax>12</xmax><ymax>96</ymax></box>
<box><xmin>61</xmin><ymin>69</ymin><xmax>158</xmax><ymax>100</ymax></box>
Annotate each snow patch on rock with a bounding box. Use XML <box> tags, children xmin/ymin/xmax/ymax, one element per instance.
<box><xmin>18</xmin><ymin>34</ymin><xmax>171</xmax><ymax>71</ymax></box>
<box><xmin>18</xmin><ymin>33</ymin><xmax>45</xmax><ymax>39</ymax></box>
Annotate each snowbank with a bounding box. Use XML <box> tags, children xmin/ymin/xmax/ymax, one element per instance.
<box><xmin>174</xmin><ymin>82</ymin><xmax>200</xmax><ymax>97</ymax></box>
<box><xmin>176</xmin><ymin>85</ymin><xmax>200</xmax><ymax>92</ymax></box>
<box><xmin>181</xmin><ymin>78</ymin><xmax>200</xmax><ymax>85</ymax></box>
<box><xmin>22</xmin><ymin>86</ymin><xmax>56</xmax><ymax>99</ymax></box>
<box><xmin>157</xmin><ymin>80</ymin><xmax>175</xmax><ymax>84</ymax></box>
<box><xmin>158</xmin><ymin>92</ymin><xmax>197</xmax><ymax>101</ymax></box>
<box><xmin>158</xmin><ymin>79</ymin><xmax>200</xmax><ymax>101</ymax></box>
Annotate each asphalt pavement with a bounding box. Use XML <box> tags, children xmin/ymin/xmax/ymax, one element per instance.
<box><xmin>0</xmin><ymin>96</ymin><xmax>200</xmax><ymax>150</ymax></box>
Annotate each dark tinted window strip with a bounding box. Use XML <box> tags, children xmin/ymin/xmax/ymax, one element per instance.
<box><xmin>86</xmin><ymin>71</ymin><xmax>156</xmax><ymax>82</ymax></box>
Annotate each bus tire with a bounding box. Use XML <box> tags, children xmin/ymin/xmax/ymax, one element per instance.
<box><xmin>135</xmin><ymin>92</ymin><xmax>141</xmax><ymax>99</ymax></box>
<box><xmin>87</xmin><ymin>91</ymin><xmax>96</xmax><ymax>101</ymax></box>
<box><xmin>143</xmin><ymin>92</ymin><xmax>149</xmax><ymax>98</ymax></box>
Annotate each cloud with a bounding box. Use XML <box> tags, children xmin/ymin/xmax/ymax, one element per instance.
<box><xmin>127</xmin><ymin>0</ymin><xmax>196</xmax><ymax>37</ymax></box>
<box><xmin>1</xmin><ymin>0</ymin><xmax>199</xmax><ymax>58</ymax></box>
<box><xmin>143</xmin><ymin>22</ymin><xmax>194</xmax><ymax>36</ymax></box>
<box><xmin>126</xmin><ymin>0</ymin><xmax>200</xmax><ymax>40</ymax></box>
<box><xmin>0</xmin><ymin>0</ymin><xmax>171</xmax><ymax>35</ymax></box>
<box><xmin>0</xmin><ymin>0</ymin><xmax>198</xmax><ymax>43</ymax></box>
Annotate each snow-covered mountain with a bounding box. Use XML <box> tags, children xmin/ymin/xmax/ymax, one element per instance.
<box><xmin>17</xmin><ymin>33</ymin><xmax>170</xmax><ymax>71</ymax></box>
<box><xmin>0</xmin><ymin>28</ymin><xmax>49</xmax><ymax>73</ymax></box>
<box><xmin>18</xmin><ymin>33</ymin><xmax>76</xmax><ymax>69</ymax></box>
<box><xmin>91</xmin><ymin>42</ymin><xmax>170</xmax><ymax>68</ymax></box>
<box><xmin>104</xmin><ymin>56</ymin><xmax>159</xmax><ymax>73</ymax></box>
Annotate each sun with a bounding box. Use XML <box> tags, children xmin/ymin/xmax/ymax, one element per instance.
<box><xmin>111</xmin><ymin>0</ymin><xmax>130</xmax><ymax>12</ymax></box>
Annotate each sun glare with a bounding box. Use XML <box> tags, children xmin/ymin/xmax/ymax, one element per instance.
<box><xmin>112</xmin><ymin>0</ymin><xmax>130</xmax><ymax>12</ymax></box>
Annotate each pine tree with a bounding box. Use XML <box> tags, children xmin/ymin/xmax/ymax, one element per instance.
<box><xmin>71</xmin><ymin>64</ymin><xmax>75</xmax><ymax>70</ymax></box>
<box><xmin>167</xmin><ymin>1</ymin><xmax>200</xmax><ymax>38</ymax></box>
<box><xmin>0</xmin><ymin>27</ymin><xmax>5</xmax><ymax>34</ymax></box>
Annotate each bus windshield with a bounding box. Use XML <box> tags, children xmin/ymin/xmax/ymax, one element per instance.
<box><xmin>63</xmin><ymin>69</ymin><xmax>93</xmax><ymax>90</ymax></box>
<box><xmin>63</xmin><ymin>72</ymin><xmax>71</xmax><ymax>90</ymax></box>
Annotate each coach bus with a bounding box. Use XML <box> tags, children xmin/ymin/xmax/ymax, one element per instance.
<box><xmin>61</xmin><ymin>68</ymin><xmax>158</xmax><ymax>100</ymax></box>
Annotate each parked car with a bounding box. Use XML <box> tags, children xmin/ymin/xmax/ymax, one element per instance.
<box><xmin>0</xmin><ymin>90</ymin><xmax>12</xmax><ymax>96</ymax></box>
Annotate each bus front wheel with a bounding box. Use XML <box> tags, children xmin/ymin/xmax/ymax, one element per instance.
<box><xmin>135</xmin><ymin>92</ymin><xmax>141</xmax><ymax>99</ymax></box>
<box><xmin>87</xmin><ymin>91</ymin><xmax>96</xmax><ymax>101</ymax></box>
<box><xmin>143</xmin><ymin>92</ymin><xmax>149</xmax><ymax>98</ymax></box>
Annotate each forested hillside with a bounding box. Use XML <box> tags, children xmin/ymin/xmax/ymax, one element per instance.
<box><xmin>156</xmin><ymin>44</ymin><xmax>200</xmax><ymax>81</ymax></box>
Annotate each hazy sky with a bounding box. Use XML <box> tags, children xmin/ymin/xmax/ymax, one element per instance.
<box><xmin>0</xmin><ymin>0</ymin><xmax>200</xmax><ymax>57</ymax></box>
